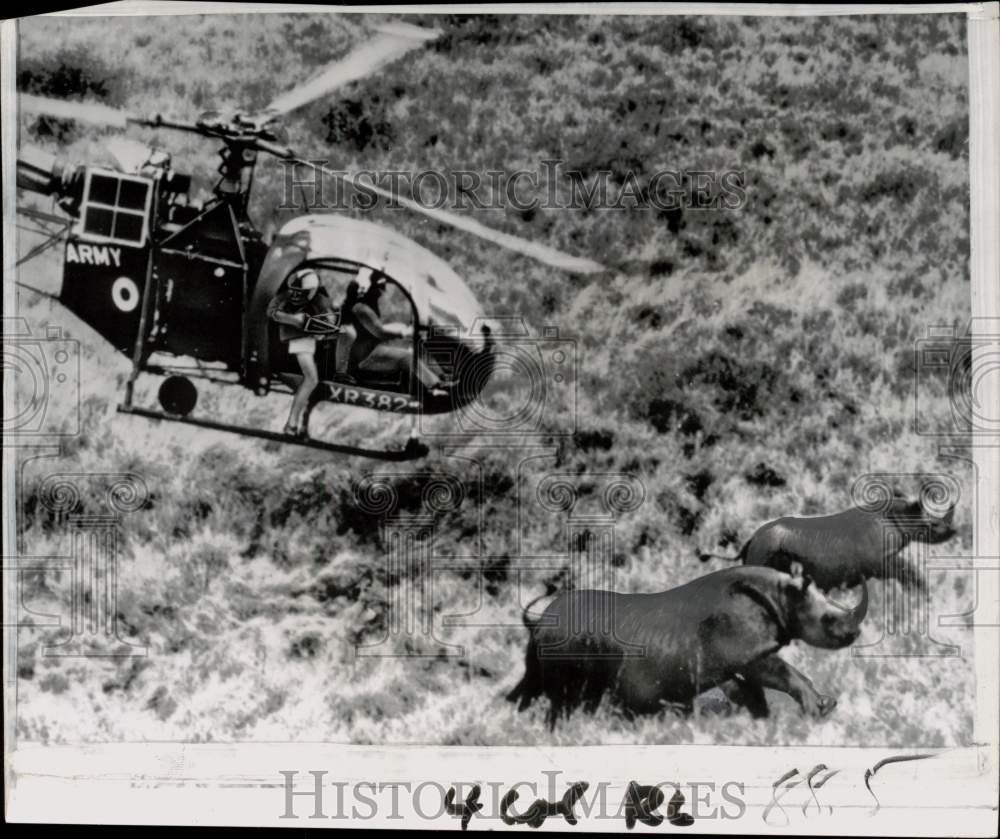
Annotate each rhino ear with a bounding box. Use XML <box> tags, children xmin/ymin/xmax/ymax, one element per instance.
<box><xmin>786</xmin><ymin>562</ymin><xmax>808</xmax><ymax>594</ymax></box>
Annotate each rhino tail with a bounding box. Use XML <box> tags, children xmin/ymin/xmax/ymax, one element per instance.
<box><xmin>521</xmin><ymin>590</ymin><xmax>551</xmax><ymax>629</ymax></box>
<box><xmin>509</xmin><ymin>590</ymin><xmax>557</xmax><ymax>710</ymax></box>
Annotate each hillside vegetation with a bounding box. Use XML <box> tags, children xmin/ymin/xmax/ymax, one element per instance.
<box><xmin>14</xmin><ymin>11</ymin><xmax>975</xmax><ymax>746</ymax></box>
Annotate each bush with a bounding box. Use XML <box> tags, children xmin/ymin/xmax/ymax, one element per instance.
<box><xmin>18</xmin><ymin>45</ymin><xmax>125</xmax><ymax>141</ymax></box>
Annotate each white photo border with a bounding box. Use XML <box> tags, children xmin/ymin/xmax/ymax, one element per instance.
<box><xmin>3</xmin><ymin>2</ymin><xmax>998</xmax><ymax>833</ymax></box>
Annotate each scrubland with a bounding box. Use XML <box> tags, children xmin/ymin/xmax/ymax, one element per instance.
<box><xmin>13</xmin><ymin>12</ymin><xmax>975</xmax><ymax>746</ymax></box>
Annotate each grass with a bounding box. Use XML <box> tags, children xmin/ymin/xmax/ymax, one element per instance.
<box><xmin>12</xmin><ymin>11</ymin><xmax>974</xmax><ymax>746</ymax></box>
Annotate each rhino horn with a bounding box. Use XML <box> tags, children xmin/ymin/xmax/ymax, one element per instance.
<box><xmin>849</xmin><ymin>581</ymin><xmax>870</xmax><ymax>626</ymax></box>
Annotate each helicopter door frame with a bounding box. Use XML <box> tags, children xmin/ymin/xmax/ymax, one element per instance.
<box><xmin>306</xmin><ymin>258</ymin><xmax>423</xmax><ymax>408</ymax></box>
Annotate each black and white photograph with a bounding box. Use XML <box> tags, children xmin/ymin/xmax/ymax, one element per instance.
<box><xmin>4</xmin><ymin>1</ymin><xmax>998</xmax><ymax>831</ymax></box>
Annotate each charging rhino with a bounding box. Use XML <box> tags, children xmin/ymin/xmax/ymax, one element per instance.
<box><xmin>507</xmin><ymin>565</ymin><xmax>865</xmax><ymax>728</ymax></box>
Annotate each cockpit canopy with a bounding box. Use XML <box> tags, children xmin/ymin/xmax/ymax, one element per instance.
<box><xmin>246</xmin><ymin>214</ymin><xmax>492</xmax><ymax>394</ymax></box>
<box><xmin>269</xmin><ymin>215</ymin><xmax>486</xmax><ymax>345</ymax></box>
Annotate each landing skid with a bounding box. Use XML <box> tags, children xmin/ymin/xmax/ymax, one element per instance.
<box><xmin>117</xmin><ymin>405</ymin><xmax>429</xmax><ymax>461</ymax></box>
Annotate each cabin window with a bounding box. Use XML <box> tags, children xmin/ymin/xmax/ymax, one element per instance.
<box><xmin>76</xmin><ymin>168</ymin><xmax>152</xmax><ymax>247</ymax></box>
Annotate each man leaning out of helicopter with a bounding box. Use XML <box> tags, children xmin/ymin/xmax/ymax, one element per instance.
<box><xmin>267</xmin><ymin>268</ymin><xmax>338</xmax><ymax>438</ymax></box>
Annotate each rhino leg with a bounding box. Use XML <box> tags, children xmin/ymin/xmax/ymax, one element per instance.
<box><xmin>581</xmin><ymin>677</ymin><xmax>606</xmax><ymax>713</ymax></box>
<box><xmin>544</xmin><ymin>665</ymin><xmax>589</xmax><ymax>730</ymax></box>
<box><xmin>546</xmin><ymin>702</ymin><xmax>560</xmax><ymax>731</ymax></box>
<box><xmin>545</xmin><ymin>680</ymin><xmax>570</xmax><ymax>730</ymax></box>
<box><xmin>719</xmin><ymin>676</ymin><xmax>769</xmax><ymax>718</ymax></box>
<box><xmin>900</xmin><ymin>558</ymin><xmax>928</xmax><ymax>594</ymax></box>
<box><xmin>507</xmin><ymin>641</ymin><xmax>543</xmax><ymax>711</ymax></box>
<box><xmin>744</xmin><ymin>655</ymin><xmax>837</xmax><ymax>719</ymax></box>
<box><xmin>694</xmin><ymin>687</ymin><xmax>735</xmax><ymax>716</ymax></box>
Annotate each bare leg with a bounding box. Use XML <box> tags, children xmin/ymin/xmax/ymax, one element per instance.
<box><xmin>289</xmin><ymin>351</ymin><xmax>319</xmax><ymax>433</ymax></box>
<box><xmin>743</xmin><ymin>655</ymin><xmax>837</xmax><ymax>718</ymax></box>
<box><xmin>300</xmin><ymin>383</ymin><xmax>325</xmax><ymax>436</ymax></box>
<box><xmin>335</xmin><ymin>327</ymin><xmax>356</xmax><ymax>378</ymax></box>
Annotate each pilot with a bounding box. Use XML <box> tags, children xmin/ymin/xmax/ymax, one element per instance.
<box><xmin>331</xmin><ymin>268</ymin><xmax>368</xmax><ymax>385</ymax></box>
<box><xmin>347</xmin><ymin>270</ymin><xmax>451</xmax><ymax>395</ymax></box>
<box><xmin>267</xmin><ymin>268</ymin><xmax>337</xmax><ymax>438</ymax></box>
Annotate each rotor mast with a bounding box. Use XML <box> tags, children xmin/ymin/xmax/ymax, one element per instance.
<box><xmin>215</xmin><ymin>140</ymin><xmax>257</xmax><ymax>219</ymax></box>
<box><xmin>188</xmin><ymin>111</ymin><xmax>293</xmax><ymax>225</ymax></box>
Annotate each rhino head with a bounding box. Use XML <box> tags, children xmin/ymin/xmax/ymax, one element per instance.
<box><xmin>885</xmin><ymin>485</ymin><xmax>957</xmax><ymax>545</ymax></box>
<box><xmin>785</xmin><ymin>563</ymin><xmax>866</xmax><ymax>649</ymax></box>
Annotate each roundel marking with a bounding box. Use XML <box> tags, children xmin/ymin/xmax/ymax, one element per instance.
<box><xmin>112</xmin><ymin>276</ymin><xmax>140</xmax><ymax>312</ymax></box>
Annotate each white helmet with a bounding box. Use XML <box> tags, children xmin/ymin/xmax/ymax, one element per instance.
<box><xmin>354</xmin><ymin>266</ymin><xmax>373</xmax><ymax>296</ymax></box>
<box><xmin>288</xmin><ymin>269</ymin><xmax>320</xmax><ymax>301</ymax></box>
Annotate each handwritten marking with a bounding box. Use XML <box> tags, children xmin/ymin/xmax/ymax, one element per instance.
<box><xmin>444</xmin><ymin>784</ymin><xmax>483</xmax><ymax>831</ymax></box>
<box><xmin>500</xmin><ymin>781</ymin><xmax>589</xmax><ymax>828</ymax></box>
<box><xmin>763</xmin><ymin>769</ymin><xmax>803</xmax><ymax>826</ymax></box>
<box><xmin>623</xmin><ymin>782</ymin><xmax>664</xmax><ymax>829</ymax></box>
<box><xmin>864</xmin><ymin>753</ymin><xmax>935</xmax><ymax>815</ymax></box>
<box><xmin>801</xmin><ymin>764</ymin><xmax>839</xmax><ymax>817</ymax></box>
<box><xmin>664</xmin><ymin>788</ymin><xmax>695</xmax><ymax>827</ymax></box>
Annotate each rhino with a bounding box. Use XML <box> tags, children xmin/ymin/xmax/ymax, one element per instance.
<box><xmin>698</xmin><ymin>491</ymin><xmax>956</xmax><ymax>593</ymax></box>
<box><xmin>507</xmin><ymin>565</ymin><xmax>866</xmax><ymax>728</ymax></box>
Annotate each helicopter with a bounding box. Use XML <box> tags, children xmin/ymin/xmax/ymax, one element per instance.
<box><xmin>14</xmin><ymin>22</ymin><xmax>604</xmax><ymax>460</ymax></box>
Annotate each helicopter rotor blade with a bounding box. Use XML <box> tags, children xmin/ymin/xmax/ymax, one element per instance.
<box><xmin>18</xmin><ymin>93</ymin><xmax>135</xmax><ymax>129</ymax></box>
<box><xmin>19</xmin><ymin>93</ymin><xmax>222</xmax><ymax>137</ymax></box>
<box><xmin>264</xmin><ymin>23</ymin><xmax>439</xmax><ymax>117</ymax></box>
<box><xmin>292</xmin><ymin>158</ymin><xmax>606</xmax><ymax>275</ymax></box>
